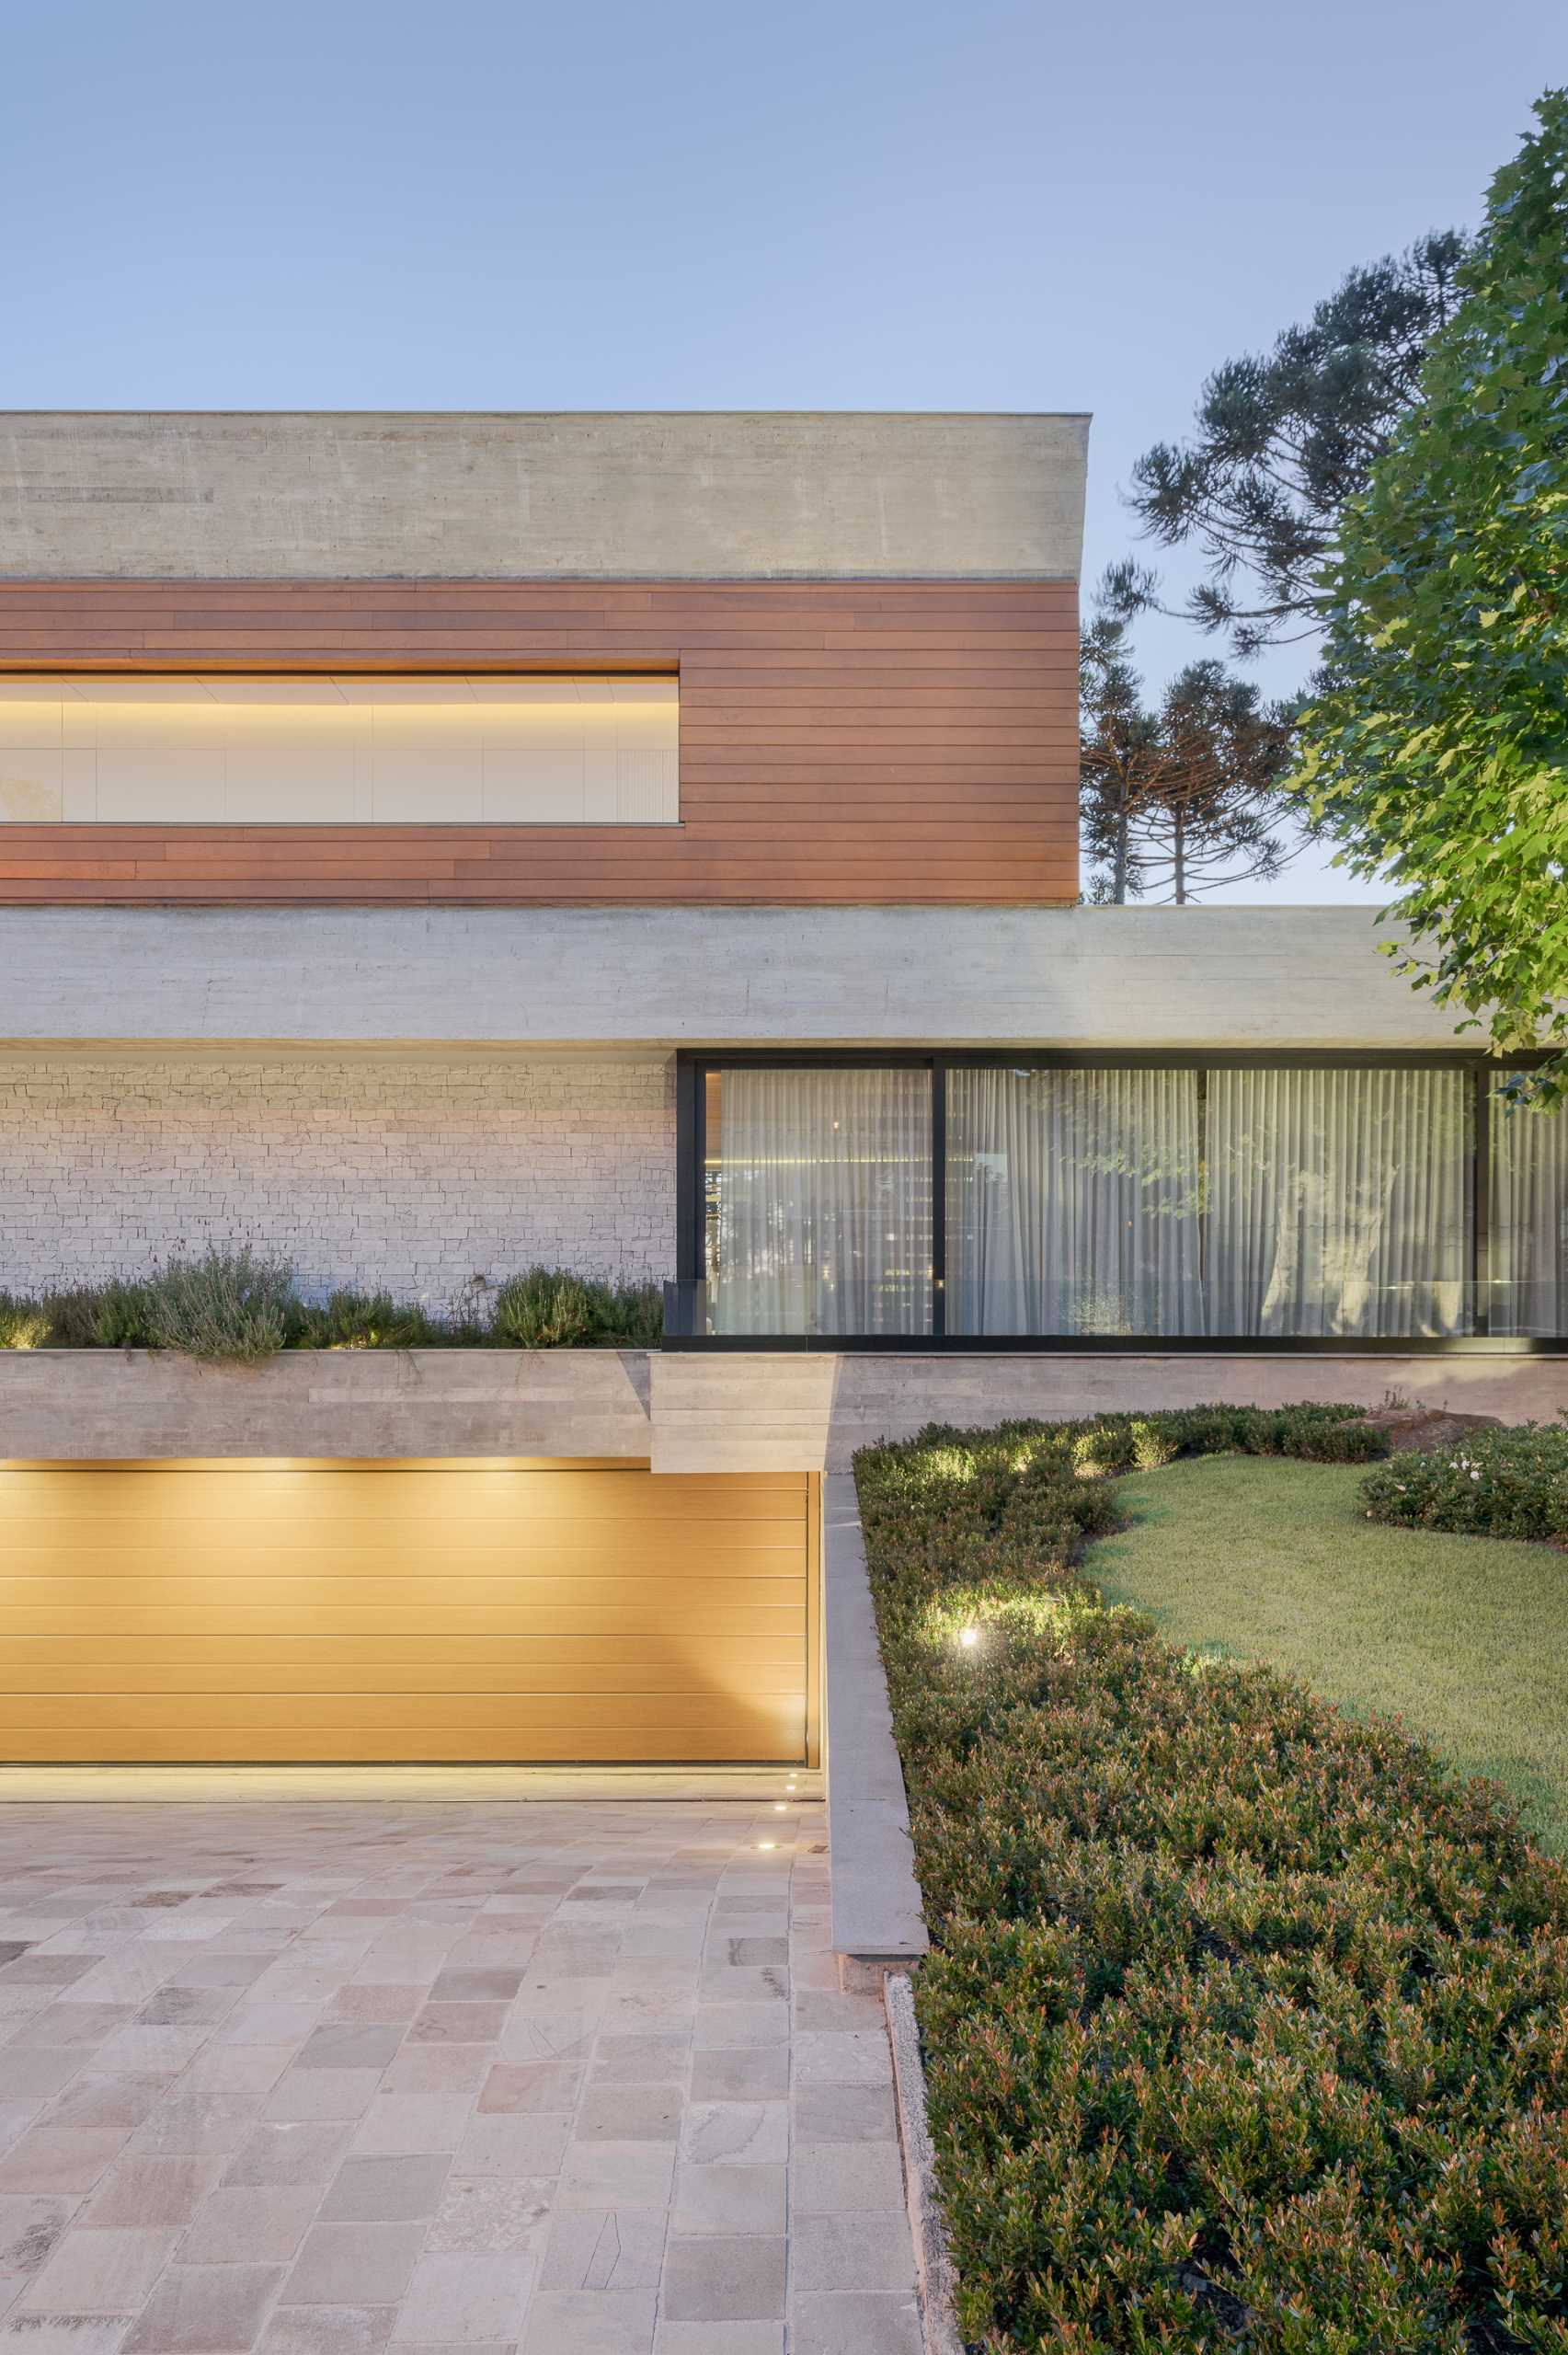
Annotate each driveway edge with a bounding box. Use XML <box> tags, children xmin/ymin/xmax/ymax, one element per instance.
<box><xmin>887</xmin><ymin>1968</ymin><xmax>965</xmax><ymax>2355</ymax></box>
<box><xmin>823</xmin><ymin>1471</ymin><xmax>929</xmax><ymax>1978</ymax></box>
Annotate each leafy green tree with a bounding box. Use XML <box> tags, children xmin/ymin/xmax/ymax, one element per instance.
<box><xmin>1126</xmin><ymin>233</ymin><xmax>1470</xmax><ymax>654</ymax></box>
<box><xmin>1294</xmin><ymin>90</ymin><xmax>1568</xmax><ymax>1101</ymax></box>
<box><xmin>1081</xmin><ymin>572</ymin><xmax>1296</xmax><ymax>903</ymax></box>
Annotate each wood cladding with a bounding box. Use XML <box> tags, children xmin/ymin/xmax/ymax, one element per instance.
<box><xmin>0</xmin><ymin>579</ymin><xmax>1078</xmax><ymax>903</ymax></box>
<box><xmin>0</xmin><ymin>1462</ymin><xmax>817</xmax><ymax>1764</ymax></box>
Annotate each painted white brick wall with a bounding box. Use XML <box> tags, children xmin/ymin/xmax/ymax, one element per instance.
<box><xmin>0</xmin><ymin>1056</ymin><xmax>676</xmax><ymax>1304</ymax></box>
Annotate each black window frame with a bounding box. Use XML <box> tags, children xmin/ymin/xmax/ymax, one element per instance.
<box><xmin>670</xmin><ymin>1048</ymin><xmax>1566</xmax><ymax>1354</ymax></box>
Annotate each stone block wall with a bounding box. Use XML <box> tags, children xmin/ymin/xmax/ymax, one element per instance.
<box><xmin>0</xmin><ymin>1054</ymin><xmax>676</xmax><ymax>1304</ymax></box>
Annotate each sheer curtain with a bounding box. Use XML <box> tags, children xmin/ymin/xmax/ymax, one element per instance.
<box><xmin>1490</xmin><ymin>1091</ymin><xmax>1568</xmax><ymax>1335</ymax></box>
<box><xmin>707</xmin><ymin>1068</ymin><xmax>932</xmax><ymax>1335</ymax></box>
<box><xmin>946</xmin><ymin>1068</ymin><xmax>1204</xmax><ymax>1335</ymax></box>
<box><xmin>1205</xmin><ymin>1068</ymin><xmax>1471</xmax><ymax>1337</ymax></box>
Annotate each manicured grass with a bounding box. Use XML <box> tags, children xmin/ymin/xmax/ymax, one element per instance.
<box><xmin>1092</xmin><ymin>1452</ymin><xmax>1568</xmax><ymax>1851</ymax></box>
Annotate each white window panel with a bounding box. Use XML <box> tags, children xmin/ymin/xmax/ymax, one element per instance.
<box><xmin>0</xmin><ymin>750</ymin><xmax>63</xmax><ymax>821</ymax></box>
<box><xmin>96</xmin><ymin>750</ymin><xmax>226</xmax><ymax>823</ymax></box>
<box><xmin>0</xmin><ymin>676</ymin><xmax>680</xmax><ymax>825</ymax></box>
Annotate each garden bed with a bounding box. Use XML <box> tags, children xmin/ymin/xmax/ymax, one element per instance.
<box><xmin>854</xmin><ymin>1405</ymin><xmax>1568</xmax><ymax>2351</ymax></box>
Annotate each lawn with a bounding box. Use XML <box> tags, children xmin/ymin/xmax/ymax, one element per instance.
<box><xmin>1091</xmin><ymin>1452</ymin><xmax>1568</xmax><ymax>1851</ymax></box>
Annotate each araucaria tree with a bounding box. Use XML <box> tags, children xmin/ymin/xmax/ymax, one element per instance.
<box><xmin>1081</xmin><ymin>577</ymin><xmax>1295</xmax><ymax>902</ymax></box>
<box><xmin>1127</xmin><ymin>231</ymin><xmax>1470</xmax><ymax>653</ymax></box>
<box><xmin>1294</xmin><ymin>89</ymin><xmax>1568</xmax><ymax>1101</ymax></box>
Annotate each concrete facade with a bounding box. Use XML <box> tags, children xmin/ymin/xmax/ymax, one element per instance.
<box><xmin>0</xmin><ymin>1053</ymin><xmax>674</xmax><ymax>1302</ymax></box>
<box><xmin>0</xmin><ymin>904</ymin><xmax>1482</xmax><ymax>1051</ymax></box>
<box><xmin>0</xmin><ymin>1349</ymin><xmax>1560</xmax><ymax>1468</ymax></box>
<box><xmin>0</xmin><ymin>410</ymin><xmax>1089</xmax><ymax>581</ymax></box>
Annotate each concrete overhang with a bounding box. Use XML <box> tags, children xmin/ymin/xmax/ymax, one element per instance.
<box><xmin>0</xmin><ymin>410</ymin><xmax>1089</xmax><ymax>582</ymax></box>
<box><xmin>0</xmin><ymin>904</ymin><xmax>1479</xmax><ymax>1054</ymax></box>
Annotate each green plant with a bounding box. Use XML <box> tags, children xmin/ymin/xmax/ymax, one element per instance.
<box><xmin>1294</xmin><ymin>89</ymin><xmax>1568</xmax><ymax>1102</ymax></box>
<box><xmin>43</xmin><ymin>1279</ymin><xmax>156</xmax><ymax>1348</ymax></box>
<box><xmin>292</xmin><ymin>1288</ymin><xmax>453</xmax><ymax>1350</ymax></box>
<box><xmin>138</xmin><ymin>1248</ymin><xmax>297</xmax><ymax>1365</ymax></box>
<box><xmin>0</xmin><ymin>1292</ymin><xmax>52</xmax><ymax>1349</ymax></box>
<box><xmin>855</xmin><ymin>1406</ymin><xmax>1567</xmax><ymax>2350</ymax></box>
<box><xmin>1125</xmin><ymin>230</ymin><xmax>1469</xmax><ymax>655</ymax></box>
<box><xmin>489</xmin><ymin>1267</ymin><xmax>663</xmax><ymax>1350</ymax></box>
<box><xmin>0</xmin><ymin>1260</ymin><xmax>666</xmax><ymax>1352</ymax></box>
<box><xmin>1361</xmin><ymin>1420</ymin><xmax>1568</xmax><ymax>1543</ymax></box>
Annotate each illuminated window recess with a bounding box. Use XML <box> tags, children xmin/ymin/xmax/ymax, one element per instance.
<box><xmin>0</xmin><ymin>675</ymin><xmax>679</xmax><ymax>827</ymax></box>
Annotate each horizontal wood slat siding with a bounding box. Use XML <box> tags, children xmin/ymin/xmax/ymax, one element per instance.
<box><xmin>0</xmin><ymin>1463</ymin><xmax>814</xmax><ymax>1764</ymax></box>
<box><xmin>0</xmin><ymin>580</ymin><xmax>1078</xmax><ymax>904</ymax></box>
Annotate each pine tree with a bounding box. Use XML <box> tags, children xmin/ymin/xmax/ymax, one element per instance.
<box><xmin>1081</xmin><ymin>573</ymin><xmax>1296</xmax><ymax>902</ymax></box>
<box><xmin>1125</xmin><ymin>232</ymin><xmax>1470</xmax><ymax>655</ymax></box>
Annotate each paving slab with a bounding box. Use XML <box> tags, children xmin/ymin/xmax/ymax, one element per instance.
<box><xmin>0</xmin><ymin>1796</ymin><xmax>911</xmax><ymax>2348</ymax></box>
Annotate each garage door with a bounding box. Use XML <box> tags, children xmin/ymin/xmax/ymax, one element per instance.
<box><xmin>0</xmin><ymin>1462</ymin><xmax>816</xmax><ymax>1764</ymax></box>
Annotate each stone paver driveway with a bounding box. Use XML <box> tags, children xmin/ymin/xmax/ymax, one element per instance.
<box><xmin>0</xmin><ymin>1800</ymin><xmax>920</xmax><ymax>2355</ymax></box>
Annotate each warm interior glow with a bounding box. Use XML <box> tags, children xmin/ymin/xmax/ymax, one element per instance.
<box><xmin>0</xmin><ymin>674</ymin><xmax>679</xmax><ymax>827</ymax></box>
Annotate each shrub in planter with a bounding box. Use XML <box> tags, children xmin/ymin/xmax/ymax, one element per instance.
<box><xmin>0</xmin><ymin>1292</ymin><xmax>52</xmax><ymax>1349</ymax></box>
<box><xmin>855</xmin><ymin>1407</ymin><xmax>1568</xmax><ymax>2351</ymax></box>
<box><xmin>292</xmin><ymin>1289</ymin><xmax>458</xmax><ymax>1350</ymax></box>
<box><xmin>44</xmin><ymin>1278</ymin><xmax>156</xmax><ymax>1349</ymax></box>
<box><xmin>1360</xmin><ymin>1420</ymin><xmax>1568</xmax><ymax>1543</ymax></box>
<box><xmin>489</xmin><ymin>1267</ymin><xmax>663</xmax><ymax>1349</ymax></box>
<box><xmin>139</xmin><ymin>1248</ymin><xmax>297</xmax><ymax>1365</ymax></box>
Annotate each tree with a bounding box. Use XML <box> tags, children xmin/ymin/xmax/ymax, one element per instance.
<box><xmin>1125</xmin><ymin>231</ymin><xmax>1471</xmax><ymax>655</ymax></box>
<box><xmin>1293</xmin><ymin>89</ymin><xmax>1568</xmax><ymax>1103</ymax></box>
<box><xmin>1081</xmin><ymin>573</ymin><xmax>1296</xmax><ymax>903</ymax></box>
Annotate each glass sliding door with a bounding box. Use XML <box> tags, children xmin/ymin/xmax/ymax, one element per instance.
<box><xmin>1205</xmin><ymin>1067</ymin><xmax>1472</xmax><ymax>1337</ymax></box>
<box><xmin>704</xmin><ymin>1067</ymin><xmax>933</xmax><ymax>1335</ymax></box>
<box><xmin>1490</xmin><ymin>1089</ymin><xmax>1568</xmax><ymax>1335</ymax></box>
<box><xmin>946</xmin><ymin>1067</ymin><xmax>1205</xmax><ymax>1335</ymax></box>
<box><xmin>682</xmin><ymin>1054</ymin><xmax>1564</xmax><ymax>1348</ymax></box>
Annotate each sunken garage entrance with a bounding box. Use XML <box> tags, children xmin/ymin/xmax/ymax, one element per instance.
<box><xmin>0</xmin><ymin>1462</ymin><xmax>818</xmax><ymax>1765</ymax></box>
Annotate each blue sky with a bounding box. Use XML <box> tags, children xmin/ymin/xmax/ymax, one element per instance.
<box><xmin>3</xmin><ymin>0</ymin><xmax>1560</xmax><ymax>900</ymax></box>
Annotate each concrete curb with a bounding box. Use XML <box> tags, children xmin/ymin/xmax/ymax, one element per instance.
<box><xmin>886</xmin><ymin>1970</ymin><xmax>965</xmax><ymax>2355</ymax></box>
<box><xmin>823</xmin><ymin>1473</ymin><xmax>930</xmax><ymax>1976</ymax></box>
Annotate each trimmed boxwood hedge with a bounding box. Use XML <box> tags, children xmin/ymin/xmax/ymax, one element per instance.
<box><xmin>855</xmin><ymin>1406</ymin><xmax>1568</xmax><ymax>2353</ymax></box>
<box><xmin>1360</xmin><ymin>1420</ymin><xmax>1568</xmax><ymax>1545</ymax></box>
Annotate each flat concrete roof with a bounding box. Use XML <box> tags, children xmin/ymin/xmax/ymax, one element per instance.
<box><xmin>0</xmin><ymin>411</ymin><xmax>1091</xmax><ymax>582</ymax></box>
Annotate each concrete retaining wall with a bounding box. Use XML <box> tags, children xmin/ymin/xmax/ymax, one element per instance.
<box><xmin>0</xmin><ymin>1349</ymin><xmax>1559</xmax><ymax>1467</ymax></box>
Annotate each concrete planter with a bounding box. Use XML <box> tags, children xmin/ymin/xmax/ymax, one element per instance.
<box><xmin>0</xmin><ymin>1346</ymin><xmax>655</xmax><ymax>1462</ymax></box>
<box><xmin>1</xmin><ymin>1346</ymin><xmax>1561</xmax><ymax>1469</ymax></box>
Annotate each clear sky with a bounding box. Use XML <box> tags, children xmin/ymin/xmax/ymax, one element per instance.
<box><xmin>4</xmin><ymin>0</ymin><xmax>1560</xmax><ymax>902</ymax></box>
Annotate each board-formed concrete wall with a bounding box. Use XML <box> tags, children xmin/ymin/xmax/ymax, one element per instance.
<box><xmin>0</xmin><ymin>904</ymin><xmax>1486</xmax><ymax>1051</ymax></box>
<box><xmin>0</xmin><ymin>1054</ymin><xmax>675</xmax><ymax>1302</ymax></box>
<box><xmin>0</xmin><ymin>1348</ymin><xmax>1559</xmax><ymax>1467</ymax></box>
<box><xmin>0</xmin><ymin>411</ymin><xmax>1090</xmax><ymax>581</ymax></box>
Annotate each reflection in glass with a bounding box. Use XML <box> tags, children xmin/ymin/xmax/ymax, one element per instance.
<box><xmin>946</xmin><ymin>1068</ymin><xmax>1204</xmax><ymax>1335</ymax></box>
<box><xmin>1205</xmin><ymin>1068</ymin><xmax>1472</xmax><ymax>1337</ymax></box>
<box><xmin>704</xmin><ymin>1068</ymin><xmax>932</xmax><ymax>1334</ymax></box>
<box><xmin>1490</xmin><ymin>1089</ymin><xmax>1568</xmax><ymax>1336</ymax></box>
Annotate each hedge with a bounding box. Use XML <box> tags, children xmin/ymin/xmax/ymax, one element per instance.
<box><xmin>855</xmin><ymin>1406</ymin><xmax>1568</xmax><ymax>2352</ymax></box>
<box><xmin>1361</xmin><ymin>1420</ymin><xmax>1568</xmax><ymax>1545</ymax></box>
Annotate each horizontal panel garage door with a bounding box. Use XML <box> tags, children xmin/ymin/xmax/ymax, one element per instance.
<box><xmin>0</xmin><ymin>1463</ymin><xmax>815</xmax><ymax>1764</ymax></box>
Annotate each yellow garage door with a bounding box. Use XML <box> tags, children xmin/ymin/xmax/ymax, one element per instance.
<box><xmin>0</xmin><ymin>1462</ymin><xmax>817</xmax><ymax>1765</ymax></box>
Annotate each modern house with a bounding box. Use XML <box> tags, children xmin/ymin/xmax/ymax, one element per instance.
<box><xmin>0</xmin><ymin>410</ymin><xmax>1562</xmax><ymax>1775</ymax></box>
